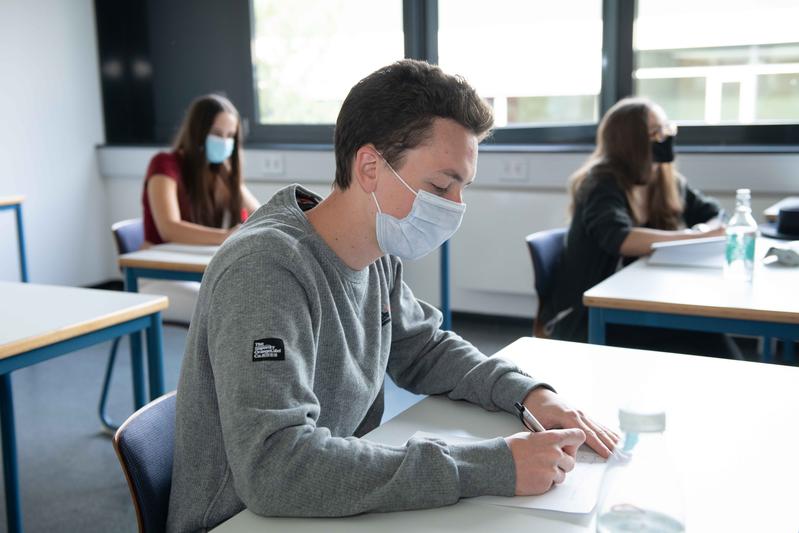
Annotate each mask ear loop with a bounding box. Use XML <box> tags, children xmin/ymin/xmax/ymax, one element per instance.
<box><xmin>370</xmin><ymin>150</ymin><xmax>387</xmax><ymax>214</ymax></box>
<box><xmin>377</xmin><ymin>152</ymin><xmax>418</xmax><ymax>197</ymax></box>
<box><xmin>371</xmin><ymin>192</ymin><xmax>383</xmax><ymax>213</ymax></box>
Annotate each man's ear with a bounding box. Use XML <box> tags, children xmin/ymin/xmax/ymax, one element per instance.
<box><xmin>352</xmin><ymin>145</ymin><xmax>381</xmax><ymax>194</ymax></box>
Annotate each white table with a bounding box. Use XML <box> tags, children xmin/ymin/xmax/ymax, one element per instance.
<box><xmin>116</xmin><ymin>243</ymin><xmax>215</xmax><ymax>407</ymax></box>
<box><xmin>584</xmin><ymin>239</ymin><xmax>798</xmax><ymax>362</ymax></box>
<box><xmin>0</xmin><ymin>281</ymin><xmax>167</xmax><ymax>533</ymax></box>
<box><xmin>214</xmin><ymin>337</ymin><xmax>799</xmax><ymax>533</ymax></box>
<box><xmin>118</xmin><ymin>243</ymin><xmax>216</xmax><ymax>279</ymax></box>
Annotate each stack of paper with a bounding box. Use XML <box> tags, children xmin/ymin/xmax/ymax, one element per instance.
<box><xmin>648</xmin><ymin>236</ymin><xmax>726</xmax><ymax>268</ymax></box>
<box><xmin>765</xmin><ymin>197</ymin><xmax>799</xmax><ymax>222</ymax></box>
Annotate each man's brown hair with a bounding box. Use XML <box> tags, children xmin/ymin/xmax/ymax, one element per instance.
<box><xmin>334</xmin><ymin>59</ymin><xmax>494</xmax><ymax>189</ymax></box>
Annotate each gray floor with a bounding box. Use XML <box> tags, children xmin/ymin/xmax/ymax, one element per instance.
<box><xmin>0</xmin><ymin>314</ymin><xmax>531</xmax><ymax>533</ymax></box>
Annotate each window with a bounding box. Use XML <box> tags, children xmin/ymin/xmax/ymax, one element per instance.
<box><xmin>94</xmin><ymin>0</ymin><xmax>799</xmax><ymax>147</ymax></box>
<box><xmin>243</xmin><ymin>0</ymin><xmax>798</xmax><ymax>147</ymax></box>
<box><xmin>251</xmin><ymin>0</ymin><xmax>404</xmax><ymax>125</ymax></box>
<box><xmin>634</xmin><ymin>0</ymin><xmax>799</xmax><ymax>125</ymax></box>
<box><xmin>437</xmin><ymin>0</ymin><xmax>603</xmax><ymax>128</ymax></box>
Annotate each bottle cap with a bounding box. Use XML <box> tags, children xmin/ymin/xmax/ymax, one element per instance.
<box><xmin>619</xmin><ymin>407</ymin><xmax>666</xmax><ymax>433</ymax></box>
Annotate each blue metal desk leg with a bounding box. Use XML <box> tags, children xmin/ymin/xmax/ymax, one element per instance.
<box><xmin>782</xmin><ymin>339</ymin><xmax>796</xmax><ymax>364</ymax></box>
<box><xmin>762</xmin><ymin>337</ymin><xmax>773</xmax><ymax>364</ymax></box>
<box><xmin>14</xmin><ymin>204</ymin><xmax>28</xmax><ymax>283</ymax></box>
<box><xmin>125</xmin><ymin>269</ymin><xmax>147</xmax><ymax>408</ymax></box>
<box><xmin>440</xmin><ymin>241</ymin><xmax>451</xmax><ymax>331</ymax></box>
<box><xmin>588</xmin><ymin>307</ymin><xmax>607</xmax><ymax>345</ymax></box>
<box><xmin>146</xmin><ymin>312</ymin><xmax>165</xmax><ymax>399</ymax></box>
<box><xmin>1</xmin><ymin>373</ymin><xmax>23</xmax><ymax>533</ymax></box>
<box><xmin>129</xmin><ymin>332</ymin><xmax>147</xmax><ymax>409</ymax></box>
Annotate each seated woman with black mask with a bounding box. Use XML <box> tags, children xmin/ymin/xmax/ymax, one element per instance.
<box><xmin>540</xmin><ymin>97</ymin><xmax>734</xmax><ymax>355</ymax></box>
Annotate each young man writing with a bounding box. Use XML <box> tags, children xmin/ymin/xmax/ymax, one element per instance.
<box><xmin>167</xmin><ymin>60</ymin><xmax>617</xmax><ymax>532</ymax></box>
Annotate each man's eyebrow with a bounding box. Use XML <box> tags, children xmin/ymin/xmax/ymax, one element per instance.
<box><xmin>439</xmin><ymin>169</ymin><xmax>472</xmax><ymax>184</ymax></box>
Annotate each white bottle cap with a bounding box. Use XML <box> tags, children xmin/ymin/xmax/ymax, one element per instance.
<box><xmin>619</xmin><ymin>407</ymin><xmax>666</xmax><ymax>433</ymax></box>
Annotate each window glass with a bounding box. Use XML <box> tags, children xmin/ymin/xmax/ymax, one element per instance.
<box><xmin>438</xmin><ymin>1</ymin><xmax>603</xmax><ymax>127</ymax></box>
<box><xmin>252</xmin><ymin>0</ymin><xmax>404</xmax><ymax>124</ymax></box>
<box><xmin>635</xmin><ymin>0</ymin><xmax>799</xmax><ymax>124</ymax></box>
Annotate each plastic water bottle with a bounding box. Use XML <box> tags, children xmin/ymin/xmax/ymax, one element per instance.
<box><xmin>596</xmin><ymin>408</ymin><xmax>685</xmax><ymax>533</ymax></box>
<box><xmin>724</xmin><ymin>188</ymin><xmax>758</xmax><ymax>282</ymax></box>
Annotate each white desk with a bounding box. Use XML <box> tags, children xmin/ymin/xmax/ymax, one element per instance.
<box><xmin>215</xmin><ymin>337</ymin><xmax>799</xmax><ymax>533</ymax></box>
<box><xmin>0</xmin><ymin>281</ymin><xmax>167</xmax><ymax>533</ymax></box>
<box><xmin>116</xmin><ymin>244</ymin><xmax>215</xmax><ymax>407</ymax></box>
<box><xmin>118</xmin><ymin>243</ymin><xmax>217</xmax><ymax>277</ymax></box>
<box><xmin>584</xmin><ymin>239</ymin><xmax>799</xmax><ymax>362</ymax></box>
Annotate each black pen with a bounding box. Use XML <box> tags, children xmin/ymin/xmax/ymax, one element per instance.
<box><xmin>514</xmin><ymin>402</ymin><xmax>546</xmax><ymax>433</ymax></box>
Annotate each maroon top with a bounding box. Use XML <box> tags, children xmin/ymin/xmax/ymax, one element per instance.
<box><xmin>141</xmin><ymin>151</ymin><xmax>248</xmax><ymax>244</ymax></box>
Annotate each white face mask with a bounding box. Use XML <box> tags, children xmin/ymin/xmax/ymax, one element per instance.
<box><xmin>372</xmin><ymin>156</ymin><xmax>467</xmax><ymax>260</ymax></box>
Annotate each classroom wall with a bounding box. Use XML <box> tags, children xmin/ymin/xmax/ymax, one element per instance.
<box><xmin>99</xmin><ymin>147</ymin><xmax>797</xmax><ymax>318</ymax></box>
<box><xmin>0</xmin><ymin>0</ymin><xmax>109</xmax><ymax>285</ymax></box>
<box><xmin>3</xmin><ymin>0</ymin><xmax>793</xmax><ymax>309</ymax></box>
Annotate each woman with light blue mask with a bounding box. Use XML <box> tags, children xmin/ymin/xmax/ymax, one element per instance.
<box><xmin>138</xmin><ymin>94</ymin><xmax>261</xmax><ymax>322</ymax></box>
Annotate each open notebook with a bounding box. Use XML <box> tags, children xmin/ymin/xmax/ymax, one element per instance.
<box><xmin>648</xmin><ymin>236</ymin><xmax>726</xmax><ymax>268</ymax></box>
<box><xmin>412</xmin><ymin>431</ymin><xmax>608</xmax><ymax>514</ymax></box>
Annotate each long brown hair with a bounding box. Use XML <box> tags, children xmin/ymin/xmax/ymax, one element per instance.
<box><xmin>568</xmin><ymin>97</ymin><xmax>683</xmax><ymax>230</ymax></box>
<box><xmin>173</xmin><ymin>94</ymin><xmax>243</xmax><ymax>227</ymax></box>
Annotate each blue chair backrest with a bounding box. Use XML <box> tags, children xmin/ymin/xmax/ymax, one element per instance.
<box><xmin>113</xmin><ymin>392</ymin><xmax>176</xmax><ymax>533</ymax></box>
<box><xmin>525</xmin><ymin>228</ymin><xmax>567</xmax><ymax>301</ymax></box>
<box><xmin>112</xmin><ymin>218</ymin><xmax>145</xmax><ymax>255</ymax></box>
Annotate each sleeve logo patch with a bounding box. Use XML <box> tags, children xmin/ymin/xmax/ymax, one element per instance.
<box><xmin>252</xmin><ymin>338</ymin><xmax>285</xmax><ymax>362</ymax></box>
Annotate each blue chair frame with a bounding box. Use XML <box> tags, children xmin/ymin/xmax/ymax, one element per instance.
<box><xmin>100</xmin><ymin>219</ymin><xmax>189</xmax><ymax>433</ymax></box>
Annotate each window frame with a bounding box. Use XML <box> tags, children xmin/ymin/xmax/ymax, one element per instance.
<box><xmin>247</xmin><ymin>0</ymin><xmax>799</xmax><ymax>149</ymax></box>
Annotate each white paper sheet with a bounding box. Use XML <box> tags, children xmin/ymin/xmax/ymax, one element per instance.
<box><xmin>412</xmin><ymin>431</ymin><xmax>608</xmax><ymax>514</ymax></box>
<box><xmin>151</xmin><ymin>243</ymin><xmax>220</xmax><ymax>256</ymax></box>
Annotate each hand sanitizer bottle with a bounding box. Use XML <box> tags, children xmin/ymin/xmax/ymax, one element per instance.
<box><xmin>597</xmin><ymin>408</ymin><xmax>685</xmax><ymax>533</ymax></box>
<box><xmin>724</xmin><ymin>188</ymin><xmax>758</xmax><ymax>282</ymax></box>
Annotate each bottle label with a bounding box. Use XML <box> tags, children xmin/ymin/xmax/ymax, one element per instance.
<box><xmin>725</xmin><ymin>231</ymin><xmax>756</xmax><ymax>264</ymax></box>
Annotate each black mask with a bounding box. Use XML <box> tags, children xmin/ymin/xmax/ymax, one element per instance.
<box><xmin>652</xmin><ymin>135</ymin><xmax>675</xmax><ymax>163</ymax></box>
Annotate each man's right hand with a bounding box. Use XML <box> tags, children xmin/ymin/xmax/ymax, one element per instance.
<box><xmin>504</xmin><ymin>429</ymin><xmax>586</xmax><ymax>495</ymax></box>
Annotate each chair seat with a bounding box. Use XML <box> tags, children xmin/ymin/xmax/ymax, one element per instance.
<box><xmin>525</xmin><ymin>228</ymin><xmax>567</xmax><ymax>337</ymax></box>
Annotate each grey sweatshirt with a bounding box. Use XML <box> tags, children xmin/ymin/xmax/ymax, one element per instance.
<box><xmin>166</xmin><ymin>185</ymin><xmax>550</xmax><ymax>532</ymax></box>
